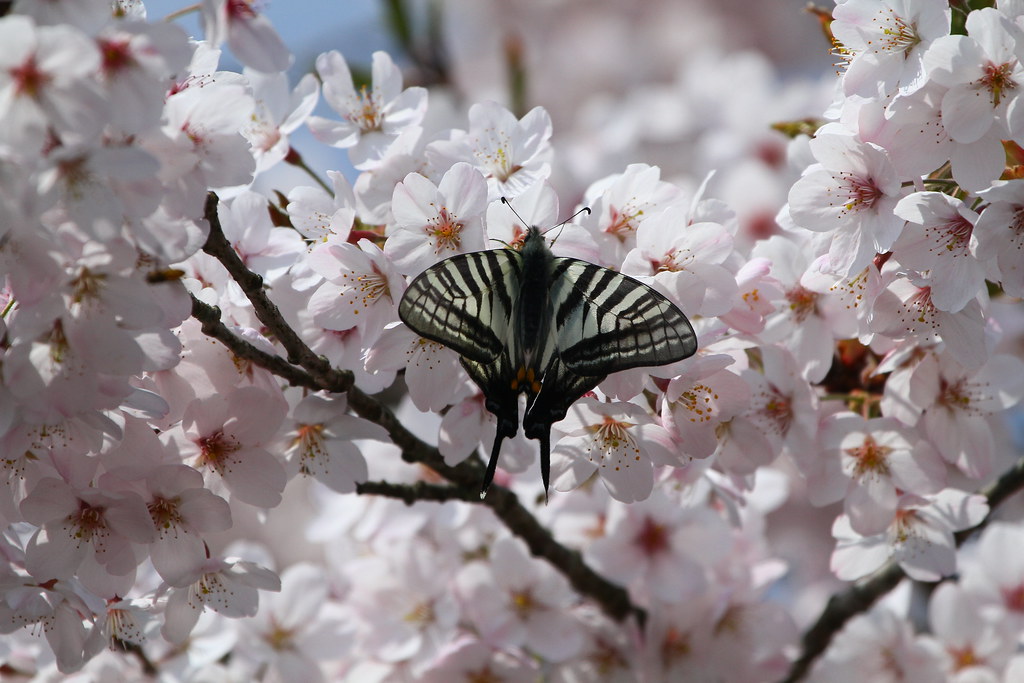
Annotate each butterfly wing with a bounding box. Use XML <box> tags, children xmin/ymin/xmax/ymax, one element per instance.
<box><xmin>547</xmin><ymin>258</ymin><xmax>698</xmax><ymax>375</ymax></box>
<box><xmin>460</xmin><ymin>352</ymin><xmax>521</xmax><ymax>495</ymax></box>
<box><xmin>522</xmin><ymin>357</ymin><xmax>606</xmax><ymax>494</ymax></box>
<box><xmin>399</xmin><ymin>249</ymin><xmax>523</xmax><ymax>364</ymax></box>
<box><xmin>522</xmin><ymin>258</ymin><xmax>697</xmax><ymax>493</ymax></box>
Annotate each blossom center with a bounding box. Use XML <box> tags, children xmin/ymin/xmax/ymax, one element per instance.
<box><xmin>226</xmin><ymin>0</ymin><xmax>258</xmax><ymax>20</ymax></box>
<box><xmin>837</xmin><ymin>171</ymin><xmax>883</xmax><ymax>214</ymax></box>
<box><xmin>10</xmin><ymin>55</ymin><xmax>49</xmax><ymax>99</ymax></box>
<box><xmin>1001</xmin><ymin>583</ymin><xmax>1024</xmax><ymax>612</ymax></box>
<box><xmin>846</xmin><ymin>435</ymin><xmax>892</xmax><ymax>479</ymax></box>
<box><xmin>676</xmin><ymin>384</ymin><xmax>718</xmax><ymax>423</ymax></box>
<box><xmin>426</xmin><ymin>207</ymin><xmax>464</xmax><ymax>253</ymax></box>
<box><xmin>976</xmin><ymin>61</ymin><xmax>1018</xmax><ymax>107</ymax></box>
<box><xmin>292</xmin><ymin>422</ymin><xmax>326</xmax><ymax>475</ymax></box>
<box><xmin>148</xmin><ymin>496</ymin><xmax>184</xmax><ymax>531</ymax></box>
<box><xmin>937</xmin><ymin>215</ymin><xmax>973</xmax><ymax>254</ymax></box>
<box><xmin>348</xmin><ymin>85</ymin><xmax>383</xmax><ymax>133</ymax></box>
<box><xmin>72</xmin><ymin>500</ymin><xmax>108</xmax><ymax>542</ymax></box>
<box><xmin>197</xmin><ymin>429</ymin><xmax>241</xmax><ymax>474</ymax></box>
<box><xmin>403</xmin><ymin>600</ymin><xmax>435</xmax><ymax>626</ymax></box>
<box><xmin>509</xmin><ymin>589</ymin><xmax>536</xmax><ymax>619</ymax></box>
<box><xmin>99</xmin><ymin>38</ymin><xmax>135</xmax><ymax>75</ymax></box>
<box><xmin>876</xmin><ymin>10</ymin><xmax>920</xmax><ymax>56</ymax></box>
<box><xmin>634</xmin><ymin>515</ymin><xmax>669</xmax><ymax>556</ymax></box>
<box><xmin>605</xmin><ymin>205</ymin><xmax>644</xmax><ymax>242</ymax></box>
<box><xmin>786</xmin><ymin>285</ymin><xmax>819</xmax><ymax>323</ymax></box>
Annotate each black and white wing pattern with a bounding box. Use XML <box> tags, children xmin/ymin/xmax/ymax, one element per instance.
<box><xmin>398</xmin><ymin>249</ymin><xmax>522</xmax><ymax>364</ymax></box>
<box><xmin>547</xmin><ymin>258</ymin><xmax>697</xmax><ymax>376</ymax></box>
<box><xmin>398</xmin><ymin>225</ymin><xmax>698</xmax><ymax>497</ymax></box>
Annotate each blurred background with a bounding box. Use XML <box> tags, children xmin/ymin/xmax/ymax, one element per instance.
<box><xmin>144</xmin><ymin>0</ymin><xmax>836</xmax><ymax>232</ymax></box>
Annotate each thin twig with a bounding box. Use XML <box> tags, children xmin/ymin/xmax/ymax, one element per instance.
<box><xmin>781</xmin><ymin>453</ymin><xmax>1024</xmax><ymax>683</ymax></box>
<box><xmin>195</xmin><ymin>192</ymin><xmax>644</xmax><ymax>624</ymax></box>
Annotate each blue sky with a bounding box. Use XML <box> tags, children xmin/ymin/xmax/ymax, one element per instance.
<box><xmin>142</xmin><ymin>0</ymin><xmax>397</xmax><ymax>75</ymax></box>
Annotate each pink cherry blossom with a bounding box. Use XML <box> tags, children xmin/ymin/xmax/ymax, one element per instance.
<box><xmin>586</xmin><ymin>492</ymin><xmax>731</xmax><ymax>603</ymax></box>
<box><xmin>919</xmin><ymin>581</ymin><xmax>1016</xmax><ymax>680</ymax></box>
<box><xmin>788</xmin><ymin>131</ymin><xmax>905</xmax><ymax>276</ymax></box>
<box><xmin>578</xmin><ymin>163</ymin><xmax>682</xmax><ymax>267</ymax></box>
<box><xmin>307</xmin><ymin>50</ymin><xmax>428</xmax><ymax>169</ymax></box>
<box><xmin>809</xmin><ymin>607</ymin><xmax>944</xmax><ymax>682</ymax></box>
<box><xmin>974</xmin><ymin>180</ymin><xmax>1024</xmax><ymax>297</ymax></box>
<box><xmin>161</xmin><ymin>556</ymin><xmax>281</xmax><ymax>644</ymax></box>
<box><xmin>831</xmin><ymin>488</ymin><xmax>988</xmax><ymax>581</ymax></box>
<box><xmin>175</xmin><ymin>387</ymin><xmax>288</xmax><ymax>508</ymax></box>
<box><xmin>307</xmin><ymin>238</ymin><xmax>406</xmax><ymax>346</ymax></box>
<box><xmin>550</xmin><ymin>398</ymin><xmax>678</xmax><ymax>503</ymax></box>
<box><xmin>287</xmin><ymin>171</ymin><xmax>357</xmax><ymax>245</ymax></box>
<box><xmin>144</xmin><ymin>464</ymin><xmax>232</xmax><ymax>586</ymax></box>
<box><xmin>810</xmin><ymin>413</ymin><xmax>946</xmax><ymax>535</ymax></box>
<box><xmin>242</xmin><ymin>68</ymin><xmax>319</xmax><ymax>173</ymax></box>
<box><xmin>0</xmin><ymin>16</ymin><xmax>105</xmax><ymax>154</ymax></box>
<box><xmin>385</xmin><ymin>162</ymin><xmax>489</xmax><ymax>274</ymax></box>
<box><xmin>456</xmin><ymin>536</ymin><xmax>583</xmax><ymax>662</ymax></box>
<box><xmin>200</xmin><ymin>0</ymin><xmax>291</xmax><ymax>74</ymax></box>
<box><xmin>892</xmin><ymin>191</ymin><xmax>984</xmax><ymax>312</ymax></box>
<box><xmin>282</xmin><ymin>394</ymin><xmax>387</xmax><ymax>493</ymax></box>
<box><xmin>427</xmin><ymin>101</ymin><xmax>553</xmax><ymax>199</ymax></box>
<box><xmin>923</xmin><ymin>8</ymin><xmax>1024</xmax><ymax>144</ymax></box>
<box><xmin>832</xmin><ymin>0</ymin><xmax>951</xmax><ymax>97</ymax></box>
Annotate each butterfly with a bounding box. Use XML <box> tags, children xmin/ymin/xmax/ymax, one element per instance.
<box><xmin>398</xmin><ymin>203</ymin><xmax>697</xmax><ymax>496</ymax></box>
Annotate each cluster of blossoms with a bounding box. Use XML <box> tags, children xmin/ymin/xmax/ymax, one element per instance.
<box><xmin>1</xmin><ymin>0</ymin><xmax>1024</xmax><ymax>680</ymax></box>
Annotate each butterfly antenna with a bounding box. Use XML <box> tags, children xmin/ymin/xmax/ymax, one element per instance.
<box><xmin>500</xmin><ymin>196</ymin><xmax>530</xmax><ymax>229</ymax></box>
<box><xmin>545</xmin><ymin>206</ymin><xmax>591</xmax><ymax>247</ymax></box>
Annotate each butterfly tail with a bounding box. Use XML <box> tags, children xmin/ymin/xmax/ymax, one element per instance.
<box><xmin>539</xmin><ymin>425</ymin><xmax>551</xmax><ymax>504</ymax></box>
<box><xmin>480</xmin><ymin>431</ymin><xmax>505</xmax><ymax>498</ymax></box>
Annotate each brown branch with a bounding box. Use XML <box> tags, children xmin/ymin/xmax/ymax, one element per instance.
<box><xmin>195</xmin><ymin>192</ymin><xmax>643</xmax><ymax>624</ymax></box>
<box><xmin>781</xmin><ymin>453</ymin><xmax>1024</xmax><ymax>683</ymax></box>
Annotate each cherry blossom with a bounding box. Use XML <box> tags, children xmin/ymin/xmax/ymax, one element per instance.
<box><xmin>891</xmin><ymin>191</ymin><xmax>984</xmax><ymax>312</ymax></box>
<box><xmin>287</xmin><ymin>170</ymin><xmax>357</xmax><ymax>246</ymax></box>
<box><xmin>428</xmin><ymin>101</ymin><xmax>553</xmax><ymax>199</ymax></box>
<box><xmin>385</xmin><ymin>162</ymin><xmax>489</xmax><ymax>274</ymax></box>
<box><xmin>282</xmin><ymin>394</ymin><xmax>387</xmax><ymax>493</ymax></box>
<box><xmin>923</xmin><ymin>8</ymin><xmax>1024</xmax><ymax>144</ymax></box>
<box><xmin>809</xmin><ymin>607</ymin><xmax>944</xmax><ymax>682</ymax></box>
<box><xmin>174</xmin><ymin>387</ymin><xmax>288</xmax><ymax>508</ymax></box>
<box><xmin>456</xmin><ymin>535</ymin><xmax>583</xmax><ymax>662</ymax></box>
<box><xmin>918</xmin><ymin>581</ymin><xmax>1016</xmax><ymax>681</ymax></box>
<box><xmin>0</xmin><ymin>15</ymin><xmax>105</xmax><ymax>155</ymax></box>
<box><xmin>161</xmin><ymin>556</ymin><xmax>281</xmax><ymax>644</ymax></box>
<box><xmin>974</xmin><ymin>180</ymin><xmax>1024</xmax><ymax>297</ymax></box>
<box><xmin>307</xmin><ymin>238</ymin><xmax>406</xmax><ymax>346</ymax></box>
<box><xmin>810</xmin><ymin>413</ymin><xmax>946</xmax><ymax>535</ymax></box>
<box><xmin>200</xmin><ymin>0</ymin><xmax>291</xmax><ymax>74</ymax></box>
<box><xmin>4</xmin><ymin>2</ymin><xmax>1024</xmax><ymax>679</ymax></box>
<box><xmin>242</xmin><ymin>68</ymin><xmax>319</xmax><ymax>173</ymax></box>
<box><xmin>831</xmin><ymin>488</ymin><xmax>988</xmax><ymax>581</ymax></box>
<box><xmin>832</xmin><ymin>0</ymin><xmax>951</xmax><ymax>97</ymax></box>
<box><xmin>307</xmin><ymin>50</ymin><xmax>428</xmax><ymax>169</ymax></box>
<box><xmin>550</xmin><ymin>398</ymin><xmax>679</xmax><ymax>502</ymax></box>
<box><xmin>586</xmin><ymin>492</ymin><xmax>732</xmax><ymax>603</ymax></box>
<box><xmin>788</xmin><ymin>131</ymin><xmax>905</xmax><ymax>276</ymax></box>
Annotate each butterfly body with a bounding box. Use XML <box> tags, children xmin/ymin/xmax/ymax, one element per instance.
<box><xmin>399</xmin><ymin>225</ymin><xmax>697</xmax><ymax>495</ymax></box>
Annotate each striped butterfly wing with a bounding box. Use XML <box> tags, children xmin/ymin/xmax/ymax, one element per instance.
<box><xmin>460</xmin><ymin>350</ymin><xmax>522</xmax><ymax>494</ymax></box>
<box><xmin>399</xmin><ymin>249</ymin><xmax>523</xmax><ymax>364</ymax></box>
<box><xmin>521</xmin><ymin>257</ymin><xmax>697</xmax><ymax>495</ymax></box>
<box><xmin>546</xmin><ymin>258</ymin><xmax>698</xmax><ymax>376</ymax></box>
<box><xmin>523</xmin><ymin>356</ymin><xmax>606</xmax><ymax>494</ymax></box>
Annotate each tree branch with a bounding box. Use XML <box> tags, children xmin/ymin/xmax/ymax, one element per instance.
<box><xmin>195</xmin><ymin>192</ymin><xmax>644</xmax><ymax>624</ymax></box>
<box><xmin>781</xmin><ymin>453</ymin><xmax>1024</xmax><ymax>683</ymax></box>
